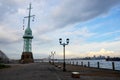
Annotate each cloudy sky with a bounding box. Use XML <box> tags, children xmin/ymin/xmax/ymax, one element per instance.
<box><xmin>0</xmin><ymin>0</ymin><xmax>120</xmax><ymax>59</ymax></box>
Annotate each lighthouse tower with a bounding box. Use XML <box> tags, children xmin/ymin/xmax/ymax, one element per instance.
<box><xmin>21</xmin><ymin>3</ymin><xmax>35</xmax><ymax>63</ymax></box>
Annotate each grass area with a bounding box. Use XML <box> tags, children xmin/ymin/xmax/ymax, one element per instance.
<box><xmin>0</xmin><ymin>63</ymin><xmax>10</xmax><ymax>69</ymax></box>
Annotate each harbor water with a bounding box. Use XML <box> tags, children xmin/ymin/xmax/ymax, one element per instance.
<box><xmin>65</xmin><ymin>59</ymin><xmax>120</xmax><ymax>70</ymax></box>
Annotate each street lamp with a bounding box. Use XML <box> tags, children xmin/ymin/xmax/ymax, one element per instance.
<box><xmin>51</xmin><ymin>51</ymin><xmax>55</xmax><ymax>65</ymax></box>
<box><xmin>59</xmin><ymin>38</ymin><xmax>69</xmax><ymax>71</ymax></box>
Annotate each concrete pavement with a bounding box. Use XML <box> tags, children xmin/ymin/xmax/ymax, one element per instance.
<box><xmin>0</xmin><ymin>63</ymin><xmax>61</xmax><ymax>80</ymax></box>
<box><xmin>0</xmin><ymin>62</ymin><xmax>120</xmax><ymax>80</ymax></box>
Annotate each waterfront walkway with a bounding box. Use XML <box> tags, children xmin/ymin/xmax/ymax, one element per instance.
<box><xmin>0</xmin><ymin>62</ymin><xmax>120</xmax><ymax>80</ymax></box>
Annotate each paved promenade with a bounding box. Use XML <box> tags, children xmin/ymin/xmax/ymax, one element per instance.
<box><xmin>0</xmin><ymin>63</ymin><xmax>60</xmax><ymax>80</ymax></box>
<box><xmin>0</xmin><ymin>62</ymin><xmax>120</xmax><ymax>80</ymax></box>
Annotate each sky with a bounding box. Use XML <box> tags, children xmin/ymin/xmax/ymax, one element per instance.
<box><xmin>0</xmin><ymin>0</ymin><xmax>120</xmax><ymax>59</ymax></box>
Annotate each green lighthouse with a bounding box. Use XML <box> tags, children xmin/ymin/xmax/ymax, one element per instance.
<box><xmin>21</xmin><ymin>3</ymin><xmax>35</xmax><ymax>63</ymax></box>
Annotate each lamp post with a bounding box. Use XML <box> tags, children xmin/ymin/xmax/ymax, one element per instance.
<box><xmin>51</xmin><ymin>51</ymin><xmax>55</xmax><ymax>65</ymax></box>
<box><xmin>48</xmin><ymin>55</ymin><xmax>51</xmax><ymax>63</ymax></box>
<box><xmin>59</xmin><ymin>38</ymin><xmax>69</xmax><ymax>71</ymax></box>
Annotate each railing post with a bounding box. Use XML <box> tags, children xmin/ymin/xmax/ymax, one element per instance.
<box><xmin>112</xmin><ymin>62</ymin><xmax>115</xmax><ymax>70</ymax></box>
<box><xmin>76</xmin><ymin>61</ymin><xmax>78</xmax><ymax>66</ymax></box>
<box><xmin>97</xmin><ymin>62</ymin><xmax>100</xmax><ymax>69</ymax></box>
<box><xmin>73</xmin><ymin>61</ymin><xmax>74</xmax><ymax>65</ymax></box>
<box><xmin>81</xmin><ymin>62</ymin><xmax>83</xmax><ymax>66</ymax></box>
<box><xmin>88</xmin><ymin>62</ymin><xmax>90</xmax><ymax>67</ymax></box>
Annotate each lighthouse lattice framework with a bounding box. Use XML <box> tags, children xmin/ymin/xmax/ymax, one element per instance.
<box><xmin>21</xmin><ymin>3</ymin><xmax>35</xmax><ymax>63</ymax></box>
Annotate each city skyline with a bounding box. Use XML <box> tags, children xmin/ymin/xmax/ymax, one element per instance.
<box><xmin>0</xmin><ymin>0</ymin><xmax>120</xmax><ymax>59</ymax></box>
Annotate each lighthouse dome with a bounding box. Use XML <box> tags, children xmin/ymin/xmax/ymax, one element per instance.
<box><xmin>23</xmin><ymin>27</ymin><xmax>33</xmax><ymax>39</ymax></box>
<box><xmin>25</xmin><ymin>27</ymin><xmax>32</xmax><ymax>35</ymax></box>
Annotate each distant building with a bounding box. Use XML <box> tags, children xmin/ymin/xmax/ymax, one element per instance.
<box><xmin>91</xmin><ymin>55</ymin><xmax>105</xmax><ymax>60</ymax></box>
<box><xmin>0</xmin><ymin>50</ymin><xmax>9</xmax><ymax>63</ymax></box>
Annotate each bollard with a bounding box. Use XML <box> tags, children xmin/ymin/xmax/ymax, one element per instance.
<box><xmin>112</xmin><ymin>62</ymin><xmax>115</xmax><ymax>70</ymax></box>
<box><xmin>88</xmin><ymin>62</ymin><xmax>90</xmax><ymax>67</ymax></box>
<box><xmin>97</xmin><ymin>62</ymin><xmax>100</xmax><ymax>69</ymax></box>
<box><xmin>72</xmin><ymin>72</ymin><xmax>80</xmax><ymax>78</ymax></box>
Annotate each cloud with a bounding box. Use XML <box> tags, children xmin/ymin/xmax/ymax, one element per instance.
<box><xmin>87</xmin><ymin>48</ymin><xmax>114</xmax><ymax>57</ymax></box>
<box><xmin>51</xmin><ymin>0</ymin><xmax>120</xmax><ymax>28</ymax></box>
<box><xmin>0</xmin><ymin>0</ymin><xmax>23</xmax><ymax>21</ymax></box>
<box><xmin>64</xmin><ymin>27</ymin><xmax>95</xmax><ymax>38</ymax></box>
<box><xmin>0</xmin><ymin>0</ymin><xmax>120</xmax><ymax>59</ymax></box>
<box><xmin>65</xmin><ymin>40</ymin><xmax>120</xmax><ymax>58</ymax></box>
<box><xmin>0</xmin><ymin>25</ymin><xmax>21</xmax><ymax>44</ymax></box>
<box><xmin>18</xmin><ymin>8</ymin><xmax>27</xmax><ymax>15</ymax></box>
<box><xmin>0</xmin><ymin>0</ymin><xmax>120</xmax><ymax>33</ymax></box>
<box><xmin>95</xmin><ymin>30</ymin><xmax>120</xmax><ymax>38</ymax></box>
<box><xmin>33</xmin><ymin>34</ymin><xmax>53</xmax><ymax>45</ymax></box>
<box><xmin>57</xmin><ymin>49</ymin><xmax>115</xmax><ymax>58</ymax></box>
<box><xmin>23</xmin><ymin>0</ymin><xmax>120</xmax><ymax>35</ymax></box>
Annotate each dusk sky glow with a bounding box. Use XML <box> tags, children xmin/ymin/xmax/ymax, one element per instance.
<box><xmin>0</xmin><ymin>0</ymin><xmax>120</xmax><ymax>59</ymax></box>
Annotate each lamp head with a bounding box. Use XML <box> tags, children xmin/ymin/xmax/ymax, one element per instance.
<box><xmin>59</xmin><ymin>38</ymin><xmax>62</xmax><ymax>44</ymax></box>
<box><xmin>51</xmin><ymin>51</ymin><xmax>56</xmax><ymax>55</ymax></box>
<box><xmin>66</xmin><ymin>38</ymin><xmax>69</xmax><ymax>44</ymax></box>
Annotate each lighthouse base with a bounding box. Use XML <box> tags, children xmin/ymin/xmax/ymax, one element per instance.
<box><xmin>20</xmin><ymin>52</ymin><xmax>34</xmax><ymax>63</ymax></box>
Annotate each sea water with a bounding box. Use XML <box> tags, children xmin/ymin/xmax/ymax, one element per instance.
<box><xmin>66</xmin><ymin>59</ymin><xmax>120</xmax><ymax>70</ymax></box>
